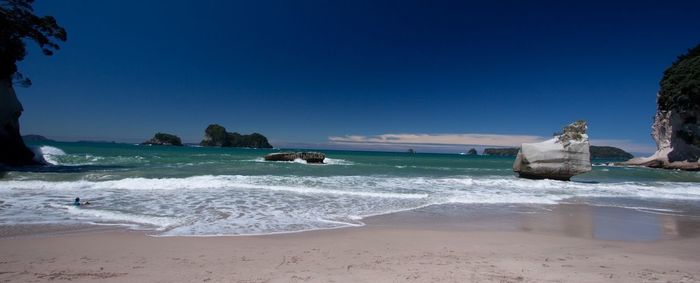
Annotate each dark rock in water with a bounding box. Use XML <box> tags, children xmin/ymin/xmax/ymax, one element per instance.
<box><xmin>22</xmin><ymin>134</ymin><xmax>54</xmax><ymax>143</ymax></box>
<box><xmin>200</xmin><ymin>124</ymin><xmax>273</xmax><ymax>148</ymax></box>
<box><xmin>264</xmin><ymin>152</ymin><xmax>326</xmax><ymax>163</ymax></box>
<box><xmin>625</xmin><ymin>44</ymin><xmax>700</xmax><ymax>170</ymax></box>
<box><xmin>142</xmin><ymin>132</ymin><xmax>183</xmax><ymax>146</ymax></box>
<box><xmin>407</xmin><ymin>148</ymin><xmax>416</xmax><ymax>154</ymax></box>
<box><xmin>0</xmin><ymin>79</ymin><xmax>39</xmax><ymax>166</ymax></box>
<box><xmin>467</xmin><ymin>148</ymin><xmax>478</xmax><ymax>155</ymax></box>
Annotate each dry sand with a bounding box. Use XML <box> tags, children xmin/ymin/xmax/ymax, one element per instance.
<box><xmin>1</xmin><ymin>204</ymin><xmax>699</xmax><ymax>282</ymax></box>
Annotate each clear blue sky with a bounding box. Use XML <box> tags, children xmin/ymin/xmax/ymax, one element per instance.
<box><xmin>16</xmin><ymin>0</ymin><xmax>700</xmax><ymax>153</ymax></box>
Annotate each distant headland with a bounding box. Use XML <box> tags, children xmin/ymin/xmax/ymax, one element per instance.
<box><xmin>483</xmin><ymin>145</ymin><xmax>633</xmax><ymax>160</ymax></box>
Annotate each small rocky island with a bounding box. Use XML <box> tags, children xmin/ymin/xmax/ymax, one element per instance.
<box><xmin>625</xmin><ymin>44</ymin><xmax>700</xmax><ymax>170</ymax></box>
<box><xmin>264</xmin><ymin>152</ymin><xmax>326</xmax><ymax>163</ymax></box>
<box><xmin>142</xmin><ymin>132</ymin><xmax>183</xmax><ymax>146</ymax></box>
<box><xmin>200</xmin><ymin>124</ymin><xmax>272</xmax><ymax>148</ymax></box>
<box><xmin>467</xmin><ymin>148</ymin><xmax>478</xmax><ymax>155</ymax></box>
<box><xmin>513</xmin><ymin>120</ymin><xmax>592</xmax><ymax>181</ymax></box>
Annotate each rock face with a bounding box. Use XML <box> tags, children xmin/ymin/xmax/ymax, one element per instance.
<box><xmin>142</xmin><ymin>132</ymin><xmax>183</xmax><ymax>146</ymax></box>
<box><xmin>467</xmin><ymin>148</ymin><xmax>478</xmax><ymax>155</ymax></box>
<box><xmin>264</xmin><ymin>152</ymin><xmax>326</xmax><ymax>163</ymax></box>
<box><xmin>0</xmin><ymin>79</ymin><xmax>38</xmax><ymax>166</ymax></box>
<box><xmin>513</xmin><ymin>121</ymin><xmax>592</xmax><ymax>181</ymax></box>
<box><xmin>625</xmin><ymin>44</ymin><xmax>700</xmax><ymax>170</ymax></box>
<box><xmin>200</xmin><ymin>124</ymin><xmax>273</xmax><ymax>148</ymax></box>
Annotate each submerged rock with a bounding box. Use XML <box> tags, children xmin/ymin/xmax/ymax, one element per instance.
<box><xmin>624</xmin><ymin>44</ymin><xmax>700</xmax><ymax>170</ymax></box>
<box><xmin>264</xmin><ymin>152</ymin><xmax>326</xmax><ymax>163</ymax></box>
<box><xmin>513</xmin><ymin>120</ymin><xmax>592</xmax><ymax>181</ymax></box>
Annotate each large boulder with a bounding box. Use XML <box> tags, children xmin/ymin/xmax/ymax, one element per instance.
<box><xmin>625</xmin><ymin>44</ymin><xmax>700</xmax><ymax>170</ymax></box>
<box><xmin>513</xmin><ymin>121</ymin><xmax>592</xmax><ymax>181</ymax></box>
<box><xmin>264</xmin><ymin>152</ymin><xmax>326</xmax><ymax>163</ymax></box>
<box><xmin>0</xmin><ymin>79</ymin><xmax>39</xmax><ymax>166</ymax></box>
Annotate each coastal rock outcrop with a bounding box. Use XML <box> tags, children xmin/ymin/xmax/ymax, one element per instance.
<box><xmin>200</xmin><ymin>124</ymin><xmax>273</xmax><ymax>148</ymax></box>
<box><xmin>467</xmin><ymin>148</ymin><xmax>478</xmax><ymax>155</ymax></box>
<box><xmin>264</xmin><ymin>152</ymin><xmax>326</xmax><ymax>163</ymax></box>
<box><xmin>513</xmin><ymin>120</ymin><xmax>592</xmax><ymax>181</ymax></box>
<box><xmin>625</xmin><ymin>44</ymin><xmax>700</xmax><ymax>170</ymax></box>
<box><xmin>142</xmin><ymin>132</ymin><xmax>183</xmax><ymax>146</ymax></box>
<box><xmin>0</xmin><ymin>79</ymin><xmax>38</xmax><ymax>166</ymax></box>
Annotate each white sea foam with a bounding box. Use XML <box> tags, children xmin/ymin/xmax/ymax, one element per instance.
<box><xmin>64</xmin><ymin>206</ymin><xmax>176</xmax><ymax>230</ymax></box>
<box><xmin>30</xmin><ymin>145</ymin><xmax>66</xmax><ymax>165</ymax></box>
<box><xmin>2</xmin><ymin>175</ymin><xmax>699</xmax><ymax>236</ymax></box>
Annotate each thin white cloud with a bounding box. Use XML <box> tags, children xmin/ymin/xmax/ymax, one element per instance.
<box><xmin>329</xmin><ymin>133</ymin><xmax>545</xmax><ymax>147</ymax></box>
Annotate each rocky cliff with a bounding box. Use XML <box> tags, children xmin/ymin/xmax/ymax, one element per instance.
<box><xmin>0</xmin><ymin>79</ymin><xmax>38</xmax><ymax>166</ymax></box>
<box><xmin>626</xmin><ymin>44</ymin><xmax>700</xmax><ymax>170</ymax></box>
<box><xmin>200</xmin><ymin>124</ymin><xmax>273</xmax><ymax>148</ymax></box>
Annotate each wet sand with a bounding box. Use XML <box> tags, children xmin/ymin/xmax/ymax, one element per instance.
<box><xmin>1</xmin><ymin>204</ymin><xmax>700</xmax><ymax>282</ymax></box>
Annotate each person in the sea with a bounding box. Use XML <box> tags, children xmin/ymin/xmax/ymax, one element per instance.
<box><xmin>73</xmin><ymin>197</ymin><xmax>90</xmax><ymax>206</ymax></box>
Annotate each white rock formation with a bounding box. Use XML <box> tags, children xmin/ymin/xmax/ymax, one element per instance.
<box><xmin>513</xmin><ymin>121</ymin><xmax>592</xmax><ymax>180</ymax></box>
<box><xmin>624</xmin><ymin>109</ymin><xmax>700</xmax><ymax>170</ymax></box>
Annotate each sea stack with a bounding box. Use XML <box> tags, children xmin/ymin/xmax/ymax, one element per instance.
<box><xmin>513</xmin><ymin>120</ymin><xmax>592</xmax><ymax>181</ymax></box>
<box><xmin>624</xmin><ymin>44</ymin><xmax>700</xmax><ymax>170</ymax></box>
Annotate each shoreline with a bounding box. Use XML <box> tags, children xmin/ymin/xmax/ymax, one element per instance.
<box><xmin>2</xmin><ymin>203</ymin><xmax>700</xmax><ymax>282</ymax></box>
<box><xmin>3</xmin><ymin>203</ymin><xmax>700</xmax><ymax>241</ymax></box>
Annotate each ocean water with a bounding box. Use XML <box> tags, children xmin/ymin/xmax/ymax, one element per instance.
<box><xmin>1</xmin><ymin>141</ymin><xmax>699</xmax><ymax>236</ymax></box>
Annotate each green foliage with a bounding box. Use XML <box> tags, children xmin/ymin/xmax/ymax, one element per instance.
<box><xmin>202</xmin><ymin>124</ymin><xmax>229</xmax><ymax>146</ymax></box>
<box><xmin>0</xmin><ymin>0</ymin><xmax>67</xmax><ymax>81</ymax></box>
<box><xmin>556</xmin><ymin>120</ymin><xmax>587</xmax><ymax>146</ymax></box>
<box><xmin>658</xmin><ymin>44</ymin><xmax>700</xmax><ymax>112</ymax></box>
<box><xmin>153</xmin><ymin>132</ymin><xmax>182</xmax><ymax>146</ymax></box>
<box><xmin>200</xmin><ymin>124</ymin><xmax>273</xmax><ymax>148</ymax></box>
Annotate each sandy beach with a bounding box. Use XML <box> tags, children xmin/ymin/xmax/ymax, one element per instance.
<box><xmin>1</xmin><ymin>204</ymin><xmax>699</xmax><ymax>283</ymax></box>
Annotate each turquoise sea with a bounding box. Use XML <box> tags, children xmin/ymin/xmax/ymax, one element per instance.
<box><xmin>1</xmin><ymin>141</ymin><xmax>699</xmax><ymax>236</ymax></box>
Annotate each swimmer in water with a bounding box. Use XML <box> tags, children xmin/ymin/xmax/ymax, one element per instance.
<box><xmin>73</xmin><ymin>197</ymin><xmax>91</xmax><ymax>206</ymax></box>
